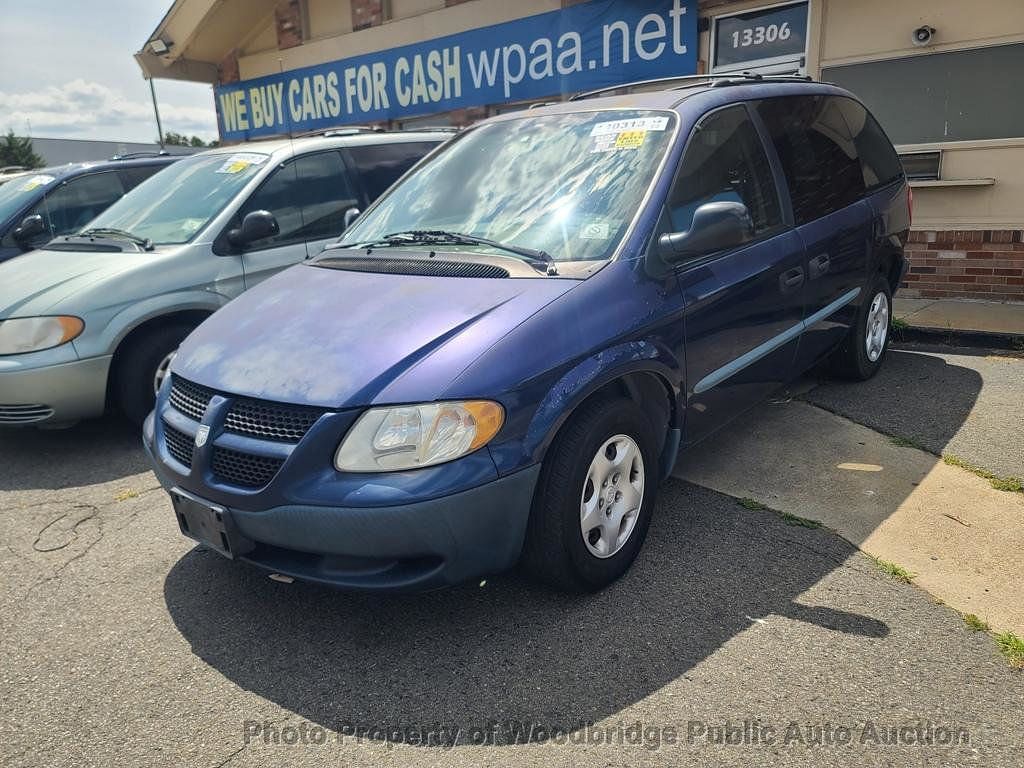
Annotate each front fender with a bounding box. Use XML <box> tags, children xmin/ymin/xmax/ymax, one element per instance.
<box><xmin>487</xmin><ymin>339</ymin><xmax>683</xmax><ymax>476</ymax></box>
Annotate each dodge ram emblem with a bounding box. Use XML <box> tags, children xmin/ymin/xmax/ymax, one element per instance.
<box><xmin>195</xmin><ymin>425</ymin><xmax>210</xmax><ymax>448</ymax></box>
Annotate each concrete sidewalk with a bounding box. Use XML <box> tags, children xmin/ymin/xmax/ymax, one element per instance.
<box><xmin>894</xmin><ymin>297</ymin><xmax>1024</xmax><ymax>339</ymax></box>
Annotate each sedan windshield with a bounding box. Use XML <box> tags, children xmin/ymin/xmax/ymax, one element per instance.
<box><xmin>83</xmin><ymin>152</ymin><xmax>270</xmax><ymax>245</ymax></box>
<box><xmin>340</xmin><ymin>110</ymin><xmax>676</xmax><ymax>263</ymax></box>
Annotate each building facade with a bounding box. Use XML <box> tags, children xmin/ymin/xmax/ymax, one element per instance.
<box><xmin>138</xmin><ymin>0</ymin><xmax>1024</xmax><ymax>301</ymax></box>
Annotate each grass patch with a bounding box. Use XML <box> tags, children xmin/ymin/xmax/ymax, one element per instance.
<box><xmin>963</xmin><ymin>614</ymin><xmax>990</xmax><ymax>632</ymax></box>
<box><xmin>994</xmin><ymin>632</ymin><xmax>1024</xmax><ymax>670</ymax></box>
<box><xmin>114</xmin><ymin>488</ymin><xmax>140</xmax><ymax>502</ymax></box>
<box><xmin>871</xmin><ymin>556</ymin><xmax>915</xmax><ymax>584</ymax></box>
<box><xmin>737</xmin><ymin>497</ymin><xmax>768</xmax><ymax>511</ymax></box>
<box><xmin>780</xmin><ymin>511</ymin><xmax>822</xmax><ymax>529</ymax></box>
<box><xmin>942</xmin><ymin>454</ymin><xmax>1023</xmax><ymax>494</ymax></box>
<box><xmin>891</xmin><ymin>317</ymin><xmax>909</xmax><ymax>331</ymax></box>
<box><xmin>889</xmin><ymin>435</ymin><xmax>926</xmax><ymax>450</ymax></box>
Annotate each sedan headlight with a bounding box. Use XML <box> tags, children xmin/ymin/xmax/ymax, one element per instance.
<box><xmin>0</xmin><ymin>316</ymin><xmax>84</xmax><ymax>355</ymax></box>
<box><xmin>335</xmin><ymin>400</ymin><xmax>504</xmax><ymax>472</ymax></box>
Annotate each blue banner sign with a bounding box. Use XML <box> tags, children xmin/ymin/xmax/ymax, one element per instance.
<box><xmin>215</xmin><ymin>0</ymin><xmax>697</xmax><ymax>141</ymax></box>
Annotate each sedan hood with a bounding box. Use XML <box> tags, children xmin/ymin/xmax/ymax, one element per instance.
<box><xmin>0</xmin><ymin>246</ymin><xmax>157</xmax><ymax>317</ymax></box>
<box><xmin>174</xmin><ymin>262</ymin><xmax>577</xmax><ymax>408</ymax></box>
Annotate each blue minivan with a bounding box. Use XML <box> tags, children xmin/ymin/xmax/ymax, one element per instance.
<box><xmin>145</xmin><ymin>77</ymin><xmax>910</xmax><ymax>593</ymax></box>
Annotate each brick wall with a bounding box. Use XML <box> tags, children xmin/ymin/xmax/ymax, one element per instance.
<box><xmin>275</xmin><ymin>0</ymin><xmax>304</xmax><ymax>49</ymax></box>
<box><xmin>901</xmin><ymin>230</ymin><xmax>1024</xmax><ymax>302</ymax></box>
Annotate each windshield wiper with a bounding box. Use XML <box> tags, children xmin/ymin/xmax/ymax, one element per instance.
<box><xmin>80</xmin><ymin>227</ymin><xmax>154</xmax><ymax>251</ymax></box>
<box><xmin>354</xmin><ymin>230</ymin><xmax>556</xmax><ymax>272</ymax></box>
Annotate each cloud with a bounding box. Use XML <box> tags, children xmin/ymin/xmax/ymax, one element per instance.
<box><xmin>0</xmin><ymin>79</ymin><xmax>217</xmax><ymax>141</ymax></box>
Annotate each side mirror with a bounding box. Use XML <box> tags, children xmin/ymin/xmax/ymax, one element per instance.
<box><xmin>12</xmin><ymin>214</ymin><xmax>46</xmax><ymax>247</ymax></box>
<box><xmin>343</xmin><ymin>207</ymin><xmax>361</xmax><ymax>230</ymax></box>
<box><xmin>228</xmin><ymin>210</ymin><xmax>279</xmax><ymax>248</ymax></box>
<box><xmin>657</xmin><ymin>201</ymin><xmax>754</xmax><ymax>263</ymax></box>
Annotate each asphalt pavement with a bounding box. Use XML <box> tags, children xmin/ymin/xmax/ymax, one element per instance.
<box><xmin>1</xmin><ymin>343</ymin><xmax>1022</xmax><ymax>767</ymax></box>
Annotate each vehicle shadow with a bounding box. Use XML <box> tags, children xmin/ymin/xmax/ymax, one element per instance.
<box><xmin>163</xmin><ymin>480</ymin><xmax>887</xmax><ymax>745</ymax></box>
<box><xmin>0</xmin><ymin>416</ymin><xmax>150</xmax><ymax>492</ymax></box>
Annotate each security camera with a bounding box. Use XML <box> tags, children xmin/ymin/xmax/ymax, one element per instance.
<box><xmin>911</xmin><ymin>26</ymin><xmax>936</xmax><ymax>47</ymax></box>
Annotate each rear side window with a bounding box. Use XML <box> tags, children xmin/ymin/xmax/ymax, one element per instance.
<box><xmin>120</xmin><ymin>164</ymin><xmax>167</xmax><ymax>192</ymax></box>
<box><xmin>832</xmin><ymin>97</ymin><xmax>904</xmax><ymax>191</ymax></box>
<box><xmin>236</xmin><ymin>150</ymin><xmax>359</xmax><ymax>250</ymax></box>
<box><xmin>28</xmin><ymin>171</ymin><xmax>125</xmax><ymax>237</ymax></box>
<box><xmin>755</xmin><ymin>95</ymin><xmax>866</xmax><ymax>225</ymax></box>
<box><xmin>346</xmin><ymin>141</ymin><xmax>439</xmax><ymax>201</ymax></box>
<box><xmin>668</xmin><ymin>105</ymin><xmax>782</xmax><ymax>236</ymax></box>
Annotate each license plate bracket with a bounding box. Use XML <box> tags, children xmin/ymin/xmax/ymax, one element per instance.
<box><xmin>170</xmin><ymin>489</ymin><xmax>254</xmax><ymax>559</ymax></box>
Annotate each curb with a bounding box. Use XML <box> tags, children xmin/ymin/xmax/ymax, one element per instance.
<box><xmin>893</xmin><ymin>324</ymin><xmax>1024</xmax><ymax>351</ymax></box>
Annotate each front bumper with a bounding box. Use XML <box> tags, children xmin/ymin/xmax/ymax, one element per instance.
<box><xmin>0</xmin><ymin>355</ymin><xmax>111</xmax><ymax>426</ymax></box>
<box><xmin>145</xmin><ymin>414</ymin><xmax>541</xmax><ymax>591</ymax></box>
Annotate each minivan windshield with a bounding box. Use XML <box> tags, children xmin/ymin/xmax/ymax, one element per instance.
<box><xmin>340</xmin><ymin>110</ymin><xmax>676</xmax><ymax>263</ymax></box>
<box><xmin>83</xmin><ymin>152</ymin><xmax>270</xmax><ymax>245</ymax></box>
<box><xmin>0</xmin><ymin>172</ymin><xmax>57</xmax><ymax>225</ymax></box>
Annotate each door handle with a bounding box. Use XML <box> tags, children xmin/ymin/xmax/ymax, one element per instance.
<box><xmin>808</xmin><ymin>253</ymin><xmax>831</xmax><ymax>279</ymax></box>
<box><xmin>780</xmin><ymin>267</ymin><xmax>804</xmax><ymax>292</ymax></box>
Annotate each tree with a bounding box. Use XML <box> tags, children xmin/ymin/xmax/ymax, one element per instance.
<box><xmin>0</xmin><ymin>131</ymin><xmax>44</xmax><ymax>169</ymax></box>
<box><xmin>161</xmin><ymin>132</ymin><xmax>216</xmax><ymax>148</ymax></box>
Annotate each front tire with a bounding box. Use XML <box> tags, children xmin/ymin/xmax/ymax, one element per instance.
<box><xmin>829</xmin><ymin>275</ymin><xmax>892</xmax><ymax>380</ymax></box>
<box><xmin>115</xmin><ymin>324</ymin><xmax>195</xmax><ymax>425</ymax></box>
<box><xmin>520</xmin><ymin>397</ymin><xmax>660</xmax><ymax>592</ymax></box>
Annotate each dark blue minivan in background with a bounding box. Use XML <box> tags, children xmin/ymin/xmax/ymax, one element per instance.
<box><xmin>145</xmin><ymin>76</ymin><xmax>910</xmax><ymax>593</ymax></box>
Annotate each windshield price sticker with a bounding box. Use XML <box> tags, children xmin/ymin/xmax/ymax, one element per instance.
<box><xmin>592</xmin><ymin>129</ymin><xmax>647</xmax><ymax>153</ymax></box>
<box><xmin>590</xmin><ymin>117</ymin><xmax>669</xmax><ymax>136</ymax></box>
<box><xmin>20</xmin><ymin>174</ymin><xmax>56</xmax><ymax>191</ymax></box>
<box><xmin>216</xmin><ymin>153</ymin><xmax>269</xmax><ymax>174</ymax></box>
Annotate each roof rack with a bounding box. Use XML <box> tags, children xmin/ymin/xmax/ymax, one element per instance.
<box><xmin>0</xmin><ymin>165</ymin><xmax>27</xmax><ymax>174</ymax></box>
<box><xmin>399</xmin><ymin>125</ymin><xmax>461</xmax><ymax>133</ymax></box>
<box><xmin>110</xmin><ymin>151</ymin><xmax>171</xmax><ymax>160</ymax></box>
<box><xmin>569</xmin><ymin>73</ymin><xmax>814</xmax><ymax>101</ymax></box>
<box><xmin>297</xmin><ymin>126</ymin><xmax>386</xmax><ymax>139</ymax></box>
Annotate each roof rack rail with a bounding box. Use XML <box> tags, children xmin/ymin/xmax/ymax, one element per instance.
<box><xmin>569</xmin><ymin>72</ymin><xmax>814</xmax><ymax>101</ymax></box>
<box><xmin>110</xmin><ymin>151</ymin><xmax>171</xmax><ymax>160</ymax></box>
<box><xmin>297</xmin><ymin>125</ymin><xmax>386</xmax><ymax>138</ymax></box>
<box><xmin>0</xmin><ymin>165</ymin><xmax>27</xmax><ymax>174</ymax></box>
<box><xmin>399</xmin><ymin>126</ymin><xmax>461</xmax><ymax>133</ymax></box>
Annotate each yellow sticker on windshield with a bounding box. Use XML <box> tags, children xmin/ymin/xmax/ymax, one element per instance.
<box><xmin>614</xmin><ymin>130</ymin><xmax>646</xmax><ymax>149</ymax></box>
<box><xmin>215</xmin><ymin>153</ymin><xmax>269</xmax><ymax>174</ymax></box>
<box><xmin>20</xmin><ymin>174</ymin><xmax>56</xmax><ymax>191</ymax></box>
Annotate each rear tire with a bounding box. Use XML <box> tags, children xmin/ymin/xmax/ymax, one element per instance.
<box><xmin>520</xmin><ymin>397</ymin><xmax>660</xmax><ymax>592</ymax></box>
<box><xmin>829</xmin><ymin>275</ymin><xmax>892</xmax><ymax>381</ymax></box>
<box><xmin>115</xmin><ymin>324</ymin><xmax>195</xmax><ymax>425</ymax></box>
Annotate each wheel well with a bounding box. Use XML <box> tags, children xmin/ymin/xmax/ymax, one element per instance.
<box><xmin>573</xmin><ymin>371</ymin><xmax>677</xmax><ymax>452</ymax></box>
<box><xmin>106</xmin><ymin>310</ymin><xmax>211</xmax><ymax>407</ymax></box>
<box><xmin>879</xmin><ymin>252</ymin><xmax>904</xmax><ymax>295</ymax></box>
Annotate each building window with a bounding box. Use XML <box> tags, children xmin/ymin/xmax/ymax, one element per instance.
<box><xmin>822</xmin><ymin>42</ymin><xmax>1024</xmax><ymax>144</ymax></box>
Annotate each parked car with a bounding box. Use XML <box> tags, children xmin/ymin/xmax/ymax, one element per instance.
<box><xmin>144</xmin><ymin>77</ymin><xmax>910</xmax><ymax>593</ymax></box>
<box><xmin>0</xmin><ymin>131</ymin><xmax>449</xmax><ymax>426</ymax></box>
<box><xmin>0</xmin><ymin>153</ymin><xmax>182</xmax><ymax>262</ymax></box>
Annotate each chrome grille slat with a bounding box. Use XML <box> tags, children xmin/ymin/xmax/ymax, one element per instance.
<box><xmin>0</xmin><ymin>404</ymin><xmax>55</xmax><ymax>424</ymax></box>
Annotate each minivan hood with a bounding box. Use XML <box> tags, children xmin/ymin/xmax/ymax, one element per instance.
<box><xmin>174</xmin><ymin>262</ymin><xmax>577</xmax><ymax>408</ymax></box>
<box><xmin>0</xmin><ymin>246</ymin><xmax>170</xmax><ymax>317</ymax></box>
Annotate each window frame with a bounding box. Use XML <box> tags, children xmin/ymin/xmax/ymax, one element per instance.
<box><xmin>657</xmin><ymin>101</ymin><xmax>793</xmax><ymax>266</ymax></box>
<box><xmin>216</xmin><ymin>148</ymin><xmax>359</xmax><ymax>254</ymax></box>
<box><xmin>29</xmin><ymin>170</ymin><xmax>126</xmax><ymax>241</ymax></box>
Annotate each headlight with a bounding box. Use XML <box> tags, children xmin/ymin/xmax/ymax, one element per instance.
<box><xmin>0</xmin><ymin>316</ymin><xmax>84</xmax><ymax>355</ymax></box>
<box><xmin>335</xmin><ymin>400</ymin><xmax>504</xmax><ymax>472</ymax></box>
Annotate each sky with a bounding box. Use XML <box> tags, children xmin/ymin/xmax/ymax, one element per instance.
<box><xmin>0</xmin><ymin>0</ymin><xmax>218</xmax><ymax>143</ymax></box>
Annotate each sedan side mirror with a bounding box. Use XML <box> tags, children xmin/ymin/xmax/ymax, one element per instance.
<box><xmin>657</xmin><ymin>201</ymin><xmax>754</xmax><ymax>263</ymax></box>
<box><xmin>12</xmin><ymin>214</ymin><xmax>46</xmax><ymax>247</ymax></box>
<box><xmin>228</xmin><ymin>210</ymin><xmax>279</xmax><ymax>248</ymax></box>
<box><xmin>343</xmin><ymin>207</ymin><xmax>361</xmax><ymax>230</ymax></box>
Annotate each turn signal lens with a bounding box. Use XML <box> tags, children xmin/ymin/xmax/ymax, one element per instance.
<box><xmin>335</xmin><ymin>400</ymin><xmax>505</xmax><ymax>472</ymax></box>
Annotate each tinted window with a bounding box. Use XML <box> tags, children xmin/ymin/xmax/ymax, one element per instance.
<box><xmin>237</xmin><ymin>150</ymin><xmax>358</xmax><ymax>250</ymax></box>
<box><xmin>832</xmin><ymin>97</ymin><xmax>904</xmax><ymax>190</ymax></box>
<box><xmin>346</xmin><ymin>141</ymin><xmax>439</xmax><ymax>200</ymax></box>
<box><xmin>120</xmin><ymin>164</ymin><xmax>168</xmax><ymax>192</ymax></box>
<box><xmin>29</xmin><ymin>172</ymin><xmax>125</xmax><ymax>238</ymax></box>
<box><xmin>755</xmin><ymin>95</ymin><xmax>865</xmax><ymax>225</ymax></box>
<box><xmin>668</xmin><ymin>105</ymin><xmax>782</xmax><ymax>236</ymax></box>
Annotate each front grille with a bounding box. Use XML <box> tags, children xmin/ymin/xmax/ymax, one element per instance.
<box><xmin>169</xmin><ymin>377</ymin><xmax>214</xmax><ymax>421</ymax></box>
<box><xmin>212</xmin><ymin>447</ymin><xmax>284</xmax><ymax>488</ymax></box>
<box><xmin>225</xmin><ymin>398</ymin><xmax>324</xmax><ymax>442</ymax></box>
<box><xmin>0</xmin><ymin>404</ymin><xmax>54</xmax><ymax>424</ymax></box>
<box><xmin>163</xmin><ymin>420</ymin><xmax>194</xmax><ymax>468</ymax></box>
